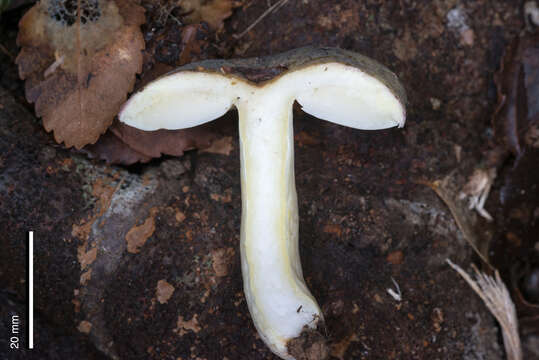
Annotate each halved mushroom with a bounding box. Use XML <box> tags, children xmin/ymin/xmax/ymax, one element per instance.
<box><xmin>119</xmin><ymin>47</ymin><xmax>406</xmax><ymax>360</ymax></box>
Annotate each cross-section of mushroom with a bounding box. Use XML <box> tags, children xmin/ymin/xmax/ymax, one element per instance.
<box><xmin>119</xmin><ymin>47</ymin><xmax>406</xmax><ymax>360</ymax></box>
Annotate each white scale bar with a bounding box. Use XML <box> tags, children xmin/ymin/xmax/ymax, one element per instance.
<box><xmin>29</xmin><ymin>231</ymin><xmax>34</xmax><ymax>349</ymax></box>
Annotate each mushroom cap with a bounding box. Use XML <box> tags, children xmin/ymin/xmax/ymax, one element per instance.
<box><xmin>119</xmin><ymin>46</ymin><xmax>406</xmax><ymax>131</ymax></box>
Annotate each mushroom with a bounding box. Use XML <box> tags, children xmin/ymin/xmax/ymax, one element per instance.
<box><xmin>119</xmin><ymin>47</ymin><xmax>406</xmax><ymax>360</ymax></box>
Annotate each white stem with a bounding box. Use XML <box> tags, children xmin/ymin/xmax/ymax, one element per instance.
<box><xmin>237</xmin><ymin>90</ymin><xmax>322</xmax><ymax>359</ymax></box>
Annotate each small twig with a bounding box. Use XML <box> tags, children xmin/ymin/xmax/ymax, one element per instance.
<box><xmin>169</xmin><ymin>14</ymin><xmax>182</xmax><ymax>26</ymax></box>
<box><xmin>157</xmin><ymin>0</ymin><xmax>183</xmax><ymax>27</ymax></box>
<box><xmin>234</xmin><ymin>0</ymin><xmax>289</xmax><ymax>39</ymax></box>
<box><xmin>44</xmin><ymin>54</ymin><xmax>65</xmax><ymax>78</ymax></box>
<box><xmin>0</xmin><ymin>43</ymin><xmax>14</xmax><ymax>61</ymax></box>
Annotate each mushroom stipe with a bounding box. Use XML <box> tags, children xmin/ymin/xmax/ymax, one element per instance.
<box><xmin>119</xmin><ymin>47</ymin><xmax>406</xmax><ymax>360</ymax></box>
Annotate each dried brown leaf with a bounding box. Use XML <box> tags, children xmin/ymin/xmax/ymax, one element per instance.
<box><xmin>16</xmin><ymin>0</ymin><xmax>145</xmax><ymax>149</ymax></box>
<box><xmin>82</xmin><ymin>130</ymin><xmax>152</xmax><ymax>165</ymax></box>
<box><xmin>418</xmin><ymin>175</ymin><xmax>491</xmax><ymax>266</ymax></box>
<box><xmin>200</xmin><ymin>136</ymin><xmax>233</xmax><ymax>155</ymax></box>
<box><xmin>110</xmin><ymin>120</ymin><xmax>219</xmax><ymax>158</ymax></box>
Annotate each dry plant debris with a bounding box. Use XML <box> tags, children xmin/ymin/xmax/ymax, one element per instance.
<box><xmin>447</xmin><ymin>260</ymin><xmax>522</xmax><ymax>360</ymax></box>
<box><xmin>233</xmin><ymin>0</ymin><xmax>288</xmax><ymax>39</ymax></box>
<box><xmin>110</xmin><ymin>120</ymin><xmax>219</xmax><ymax>158</ymax></box>
<box><xmin>180</xmin><ymin>0</ymin><xmax>235</xmax><ymax>30</ymax></box>
<box><xmin>125</xmin><ymin>207</ymin><xmax>158</xmax><ymax>254</ymax></box>
<box><xmin>493</xmin><ymin>31</ymin><xmax>539</xmax><ymax>157</ymax></box>
<box><xmin>77</xmin><ymin>320</ymin><xmax>93</xmax><ymax>334</ymax></box>
<box><xmin>199</xmin><ymin>135</ymin><xmax>233</xmax><ymax>155</ymax></box>
<box><xmin>174</xmin><ymin>314</ymin><xmax>201</xmax><ymax>336</ymax></box>
<box><xmin>156</xmin><ymin>279</ymin><xmax>175</xmax><ymax>304</ymax></box>
<box><xmin>81</xmin><ymin>130</ymin><xmax>152</xmax><ymax>164</ymax></box>
<box><xmin>83</xmin><ymin>21</ymin><xmax>225</xmax><ymax>164</ymax></box>
<box><xmin>419</xmin><ymin>175</ymin><xmax>491</xmax><ymax>265</ymax></box>
<box><xmin>16</xmin><ymin>0</ymin><xmax>145</xmax><ymax>149</ymax></box>
<box><xmin>459</xmin><ymin>167</ymin><xmax>496</xmax><ymax>221</ymax></box>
